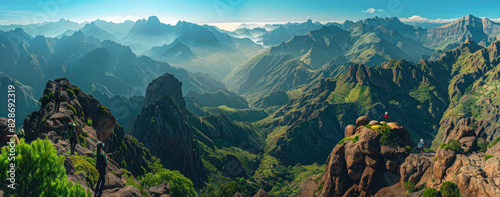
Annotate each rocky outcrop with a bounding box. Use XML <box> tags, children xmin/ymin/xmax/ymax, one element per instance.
<box><xmin>144</xmin><ymin>73</ymin><xmax>186</xmax><ymax>113</ymax></box>
<box><xmin>318</xmin><ymin>117</ymin><xmax>411</xmax><ymax>197</ymax></box>
<box><xmin>23</xmin><ymin>78</ymin><xmax>162</xmax><ymax>196</ymax></box>
<box><xmin>254</xmin><ymin>188</ymin><xmax>269</xmax><ymax>197</ymax></box>
<box><xmin>133</xmin><ymin>74</ymin><xmax>206</xmax><ymax>186</ymax></box>
<box><xmin>24</xmin><ymin>78</ymin><xmax>115</xmax><ymax>143</ymax></box>
<box><xmin>148</xmin><ymin>182</ymin><xmax>170</xmax><ymax>197</ymax></box>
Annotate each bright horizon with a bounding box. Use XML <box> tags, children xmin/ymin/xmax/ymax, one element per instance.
<box><xmin>2</xmin><ymin>0</ymin><xmax>500</xmax><ymax>31</ymax></box>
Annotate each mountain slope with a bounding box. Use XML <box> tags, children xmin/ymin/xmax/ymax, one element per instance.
<box><xmin>79</xmin><ymin>22</ymin><xmax>118</xmax><ymax>41</ymax></box>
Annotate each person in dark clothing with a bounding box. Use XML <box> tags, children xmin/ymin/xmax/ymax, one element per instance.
<box><xmin>383</xmin><ymin>112</ymin><xmax>391</xmax><ymax>122</ymax></box>
<box><xmin>95</xmin><ymin>141</ymin><xmax>107</xmax><ymax>197</ymax></box>
<box><xmin>54</xmin><ymin>88</ymin><xmax>62</xmax><ymax>112</ymax></box>
<box><xmin>67</xmin><ymin>123</ymin><xmax>77</xmax><ymax>155</ymax></box>
<box><xmin>418</xmin><ymin>139</ymin><xmax>426</xmax><ymax>154</ymax></box>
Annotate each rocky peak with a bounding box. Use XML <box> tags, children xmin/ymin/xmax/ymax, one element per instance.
<box><xmin>144</xmin><ymin>72</ymin><xmax>186</xmax><ymax>115</ymax></box>
<box><xmin>317</xmin><ymin>116</ymin><xmax>412</xmax><ymax>196</ymax></box>
<box><xmin>134</xmin><ymin>74</ymin><xmax>205</xmax><ymax>186</ymax></box>
<box><xmin>24</xmin><ymin>78</ymin><xmax>116</xmax><ymax>143</ymax></box>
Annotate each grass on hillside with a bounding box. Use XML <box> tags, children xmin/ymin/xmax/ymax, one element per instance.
<box><xmin>203</xmin><ymin>105</ymin><xmax>268</xmax><ymax>122</ymax></box>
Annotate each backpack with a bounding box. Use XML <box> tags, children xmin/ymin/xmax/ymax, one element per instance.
<box><xmin>67</xmin><ymin>128</ymin><xmax>75</xmax><ymax>139</ymax></box>
<box><xmin>55</xmin><ymin>90</ymin><xmax>61</xmax><ymax>100</ymax></box>
<box><xmin>418</xmin><ymin>142</ymin><xmax>424</xmax><ymax>148</ymax></box>
<box><xmin>96</xmin><ymin>151</ymin><xmax>108</xmax><ymax>172</ymax></box>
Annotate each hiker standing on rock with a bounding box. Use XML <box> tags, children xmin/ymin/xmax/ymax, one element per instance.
<box><xmin>67</xmin><ymin>123</ymin><xmax>77</xmax><ymax>155</ymax></box>
<box><xmin>418</xmin><ymin>139</ymin><xmax>426</xmax><ymax>154</ymax></box>
<box><xmin>95</xmin><ymin>141</ymin><xmax>107</xmax><ymax>197</ymax></box>
<box><xmin>54</xmin><ymin>87</ymin><xmax>62</xmax><ymax>112</ymax></box>
<box><xmin>383</xmin><ymin>112</ymin><xmax>391</xmax><ymax>122</ymax></box>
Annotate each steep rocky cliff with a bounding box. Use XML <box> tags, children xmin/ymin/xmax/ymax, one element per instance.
<box><xmin>22</xmin><ymin>78</ymin><xmax>164</xmax><ymax>196</ymax></box>
<box><xmin>133</xmin><ymin>73</ymin><xmax>206</xmax><ymax>186</ymax></box>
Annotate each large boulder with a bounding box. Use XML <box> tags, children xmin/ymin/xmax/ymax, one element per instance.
<box><xmin>433</xmin><ymin>149</ymin><xmax>456</xmax><ymax>180</ymax></box>
<box><xmin>148</xmin><ymin>182</ymin><xmax>171</xmax><ymax>197</ymax></box>
<box><xmin>319</xmin><ymin>117</ymin><xmax>411</xmax><ymax>197</ymax></box>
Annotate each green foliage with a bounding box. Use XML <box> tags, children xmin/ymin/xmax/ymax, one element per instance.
<box><xmin>39</xmin><ymin>92</ymin><xmax>55</xmax><ymax>105</ymax></box>
<box><xmin>477</xmin><ymin>141</ymin><xmax>488</xmax><ymax>152</ymax></box>
<box><xmin>422</xmin><ymin>188</ymin><xmax>439</xmax><ymax>197</ymax></box>
<box><xmin>78</xmin><ymin>134</ymin><xmax>87</xmax><ymax>148</ymax></box>
<box><xmin>379</xmin><ymin>124</ymin><xmax>395</xmax><ymax>145</ymax></box>
<box><xmin>488</xmin><ymin>135</ymin><xmax>500</xmax><ymax>148</ymax></box>
<box><xmin>404</xmin><ymin>180</ymin><xmax>416</xmax><ymax>193</ymax></box>
<box><xmin>337</xmin><ymin>136</ymin><xmax>352</xmax><ymax>145</ymax></box>
<box><xmin>352</xmin><ymin>135</ymin><xmax>360</xmax><ymax>143</ymax></box>
<box><xmin>439</xmin><ymin>181</ymin><xmax>461</xmax><ymax>197</ymax></box>
<box><xmin>99</xmin><ymin>104</ymin><xmax>107</xmax><ymax>115</ymax></box>
<box><xmin>432</xmin><ymin>178</ymin><xmax>435</xmax><ymax>182</ymax></box>
<box><xmin>67</xmin><ymin>89</ymin><xmax>75</xmax><ymax>98</ymax></box>
<box><xmin>0</xmin><ymin>138</ymin><xmax>91</xmax><ymax>196</ymax></box>
<box><xmin>200</xmin><ymin>181</ymin><xmax>242</xmax><ymax>197</ymax></box>
<box><xmin>203</xmin><ymin>105</ymin><xmax>268</xmax><ymax>122</ymax></box>
<box><xmin>440</xmin><ymin>140</ymin><xmax>463</xmax><ymax>153</ymax></box>
<box><xmin>74</xmin><ymin>87</ymin><xmax>81</xmax><ymax>95</ymax></box>
<box><xmin>140</xmin><ymin>168</ymin><xmax>197</xmax><ymax>197</ymax></box>
<box><xmin>67</xmin><ymin>104</ymin><xmax>77</xmax><ymax>115</ymax></box>
<box><xmin>87</xmin><ymin>118</ymin><xmax>93</xmax><ymax>126</ymax></box>
<box><xmin>121</xmin><ymin>160</ymin><xmax>127</xmax><ymax>168</ymax></box>
<box><xmin>123</xmin><ymin>172</ymin><xmax>148</xmax><ymax>196</ymax></box>
<box><xmin>69</xmin><ymin>155</ymin><xmax>99</xmax><ymax>186</ymax></box>
<box><xmin>405</xmin><ymin>145</ymin><xmax>413</xmax><ymax>152</ymax></box>
<box><xmin>484</xmin><ymin>154</ymin><xmax>494</xmax><ymax>161</ymax></box>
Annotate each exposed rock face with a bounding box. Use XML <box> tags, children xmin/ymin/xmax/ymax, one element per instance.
<box><xmin>24</xmin><ymin>78</ymin><xmax>115</xmax><ymax>143</ymax></box>
<box><xmin>254</xmin><ymin>188</ymin><xmax>269</xmax><ymax>197</ymax></box>
<box><xmin>320</xmin><ymin>117</ymin><xmax>411</xmax><ymax>197</ymax></box>
<box><xmin>0</xmin><ymin>117</ymin><xmax>13</xmax><ymax>146</ymax></box>
<box><xmin>148</xmin><ymin>182</ymin><xmax>170</xmax><ymax>197</ymax></box>
<box><xmin>23</xmin><ymin>78</ymin><xmax>159</xmax><ymax>194</ymax></box>
<box><xmin>144</xmin><ymin>73</ymin><xmax>186</xmax><ymax>113</ymax></box>
<box><xmin>133</xmin><ymin>74</ymin><xmax>205</xmax><ymax>185</ymax></box>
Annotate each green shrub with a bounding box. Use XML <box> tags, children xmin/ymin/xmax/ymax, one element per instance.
<box><xmin>422</xmin><ymin>188</ymin><xmax>439</xmax><ymax>197</ymax></box>
<box><xmin>216</xmin><ymin>181</ymin><xmax>241</xmax><ymax>197</ymax></box>
<box><xmin>440</xmin><ymin>140</ymin><xmax>463</xmax><ymax>153</ymax></box>
<box><xmin>352</xmin><ymin>135</ymin><xmax>360</xmax><ymax>143</ymax></box>
<box><xmin>140</xmin><ymin>169</ymin><xmax>197</xmax><ymax>197</ymax></box>
<box><xmin>123</xmin><ymin>173</ymin><xmax>148</xmax><ymax>196</ymax></box>
<box><xmin>87</xmin><ymin>118</ymin><xmax>93</xmax><ymax>126</ymax></box>
<box><xmin>39</xmin><ymin>92</ymin><xmax>55</xmax><ymax>105</ymax></box>
<box><xmin>69</xmin><ymin>155</ymin><xmax>99</xmax><ymax>186</ymax></box>
<box><xmin>0</xmin><ymin>138</ymin><xmax>91</xmax><ymax>196</ymax></box>
<box><xmin>67</xmin><ymin>89</ymin><xmax>75</xmax><ymax>98</ymax></box>
<box><xmin>78</xmin><ymin>134</ymin><xmax>87</xmax><ymax>148</ymax></box>
<box><xmin>439</xmin><ymin>181</ymin><xmax>460</xmax><ymax>197</ymax></box>
<box><xmin>404</xmin><ymin>180</ymin><xmax>416</xmax><ymax>193</ymax></box>
<box><xmin>379</xmin><ymin>124</ymin><xmax>395</xmax><ymax>145</ymax></box>
<box><xmin>477</xmin><ymin>141</ymin><xmax>488</xmax><ymax>152</ymax></box>
<box><xmin>484</xmin><ymin>154</ymin><xmax>494</xmax><ymax>161</ymax></box>
<box><xmin>338</xmin><ymin>136</ymin><xmax>352</xmax><ymax>145</ymax></box>
<box><xmin>74</xmin><ymin>87</ymin><xmax>81</xmax><ymax>95</ymax></box>
<box><xmin>489</xmin><ymin>136</ymin><xmax>500</xmax><ymax>148</ymax></box>
<box><xmin>67</xmin><ymin>104</ymin><xmax>77</xmax><ymax>115</ymax></box>
<box><xmin>99</xmin><ymin>104</ymin><xmax>107</xmax><ymax>115</ymax></box>
<box><xmin>405</xmin><ymin>145</ymin><xmax>413</xmax><ymax>152</ymax></box>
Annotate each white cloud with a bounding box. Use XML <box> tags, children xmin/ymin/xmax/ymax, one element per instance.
<box><xmin>490</xmin><ymin>18</ymin><xmax>500</xmax><ymax>23</ymax></box>
<box><xmin>400</xmin><ymin>15</ymin><xmax>457</xmax><ymax>24</ymax></box>
<box><xmin>362</xmin><ymin>8</ymin><xmax>383</xmax><ymax>14</ymax></box>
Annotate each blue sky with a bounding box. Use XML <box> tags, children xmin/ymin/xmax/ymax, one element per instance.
<box><xmin>1</xmin><ymin>0</ymin><xmax>500</xmax><ymax>25</ymax></box>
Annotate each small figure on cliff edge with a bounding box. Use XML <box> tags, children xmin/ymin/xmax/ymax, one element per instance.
<box><xmin>418</xmin><ymin>139</ymin><xmax>426</xmax><ymax>154</ymax></box>
<box><xmin>95</xmin><ymin>141</ymin><xmax>107</xmax><ymax>197</ymax></box>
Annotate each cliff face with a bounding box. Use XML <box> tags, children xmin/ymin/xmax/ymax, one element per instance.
<box><xmin>22</xmin><ymin>78</ymin><xmax>155</xmax><ymax>195</ymax></box>
<box><xmin>314</xmin><ymin>117</ymin><xmax>411</xmax><ymax>197</ymax></box>
<box><xmin>133</xmin><ymin>73</ymin><xmax>206</xmax><ymax>185</ymax></box>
